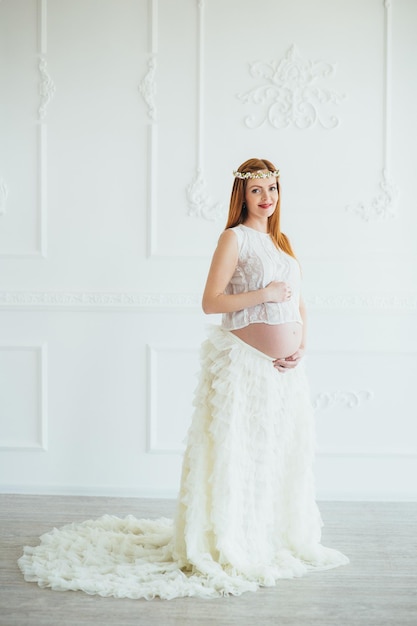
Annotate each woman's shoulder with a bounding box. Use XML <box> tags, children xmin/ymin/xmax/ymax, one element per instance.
<box><xmin>223</xmin><ymin>224</ymin><xmax>245</xmax><ymax>243</ymax></box>
<box><xmin>216</xmin><ymin>227</ymin><xmax>239</xmax><ymax>247</ymax></box>
<box><xmin>223</xmin><ymin>224</ymin><xmax>242</xmax><ymax>234</ymax></box>
<box><xmin>214</xmin><ymin>227</ymin><xmax>243</xmax><ymax>258</ymax></box>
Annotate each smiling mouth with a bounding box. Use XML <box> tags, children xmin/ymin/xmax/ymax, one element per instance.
<box><xmin>259</xmin><ymin>203</ymin><xmax>272</xmax><ymax>209</ymax></box>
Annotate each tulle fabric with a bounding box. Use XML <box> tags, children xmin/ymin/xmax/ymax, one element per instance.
<box><xmin>18</xmin><ymin>326</ymin><xmax>348</xmax><ymax>599</ymax></box>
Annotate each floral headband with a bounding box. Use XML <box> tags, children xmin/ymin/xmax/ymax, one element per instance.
<box><xmin>233</xmin><ymin>169</ymin><xmax>280</xmax><ymax>180</ymax></box>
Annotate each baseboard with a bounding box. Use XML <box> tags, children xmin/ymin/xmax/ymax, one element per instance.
<box><xmin>0</xmin><ymin>484</ymin><xmax>178</xmax><ymax>499</ymax></box>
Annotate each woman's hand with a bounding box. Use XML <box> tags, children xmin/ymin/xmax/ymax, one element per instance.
<box><xmin>265</xmin><ymin>281</ymin><xmax>292</xmax><ymax>303</ymax></box>
<box><xmin>273</xmin><ymin>347</ymin><xmax>305</xmax><ymax>373</ymax></box>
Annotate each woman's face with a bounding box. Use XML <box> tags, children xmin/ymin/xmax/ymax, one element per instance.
<box><xmin>244</xmin><ymin>174</ymin><xmax>279</xmax><ymax>221</ymax></box>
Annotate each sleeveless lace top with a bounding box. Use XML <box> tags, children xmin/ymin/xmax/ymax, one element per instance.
<box><xmin>222</xmin><ymin>224</ymin><xmax>302</xmax><ymax>331</ymax></box>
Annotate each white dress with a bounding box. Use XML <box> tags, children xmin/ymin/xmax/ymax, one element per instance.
<box><xmin>18</xmin><ymin>228</ymin><xmax>349</xmax><ymax>599</ymax></box>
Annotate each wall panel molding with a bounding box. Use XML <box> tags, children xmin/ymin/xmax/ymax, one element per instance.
<box><xmin>139</xmin><ymin>0</ymin><xmax>224</xmax><ymax>257</ymax></box>
<box><xmin>139</xmin><ymin>0</ymin><xmax>158</xmax><ymax>256</ymax></box>
<box><xmin>146</xmin><ymin>343</ymin><xmax>198</xmax><ymax>453</ymax></box>
<box><xmin>0</xmin><ymin>344</ymin><xmax>48</xmax><ymax>451</ymax></box>
<box><xmin>346</xmin><ymin>0</ymin><xmax>399</xmax><ymax>221</ymax></box>
<box><xmin>36</xmin><ymin>0</ymin><xmax>51</xmax><ymax>258</ymax></box>
<box><xmin>186</xmin><ymin>0</ymin><xmax>223</xmax><ymax>221</ymax></box>
<box><xmin>0</xmin><ymin>0</ymin><xmax>50</xmax><ymax>258</ymax></box>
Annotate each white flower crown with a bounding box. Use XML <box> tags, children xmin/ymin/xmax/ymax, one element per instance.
<box><xmin>233</xmin><ymin>169</ymin><xmax>280</xmax><ymax>180</ymax></box>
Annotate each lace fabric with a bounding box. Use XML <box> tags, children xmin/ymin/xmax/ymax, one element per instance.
<box><xmin>222</xmin><ymin>225</ymin><xmax>302</xmax><ymax>330</ymax></box>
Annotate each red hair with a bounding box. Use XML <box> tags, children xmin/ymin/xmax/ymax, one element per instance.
<box><xmin>225</xmin><ymin>158</ymin><xmax>296</xmax><ymax>259</ymax></box>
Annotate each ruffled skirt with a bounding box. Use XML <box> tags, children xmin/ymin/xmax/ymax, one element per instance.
<box><xmin>18</xmin><ymin>326</ymin><xmax>348</xmax><ymax>599</ymax></box>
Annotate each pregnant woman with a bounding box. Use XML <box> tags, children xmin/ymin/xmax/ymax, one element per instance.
<box><xmin>171</xmin><ymin>158</ymin><xmax>348</xmax><ymax>592</ymax></box>
<box><xmin>18</xmin><ymin>158</ymin><xmax>348</xmax><ymax>599</ymax></box>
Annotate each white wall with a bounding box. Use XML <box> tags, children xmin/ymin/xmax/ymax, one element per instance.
<box><xmin>0</xmin><ymin>0</ymin><xmax>416</xmax><ymax>500</ymax></box>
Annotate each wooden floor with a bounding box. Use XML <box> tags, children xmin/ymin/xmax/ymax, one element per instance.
<box><xmin>1</xmin><ymin>495</ymin><xmax>416</xmax><ymax>626</ymax></box>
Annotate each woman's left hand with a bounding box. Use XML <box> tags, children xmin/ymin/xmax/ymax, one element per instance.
<box><xmin>273</xmin><ymin>348</ymin><xmax>305</xmax><ymax>372</ymax></box>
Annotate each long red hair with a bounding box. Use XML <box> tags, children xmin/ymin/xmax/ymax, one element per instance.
<box><xmin>225</xmin><ymin>158</ymin><xmax>296</xmax><ymax>259</ymax></box>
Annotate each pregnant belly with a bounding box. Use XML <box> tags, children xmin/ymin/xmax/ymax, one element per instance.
<box><xmin>231</xmin><ymin>322</ymin><xmax>302</xmax><ymax>359</ymax></box>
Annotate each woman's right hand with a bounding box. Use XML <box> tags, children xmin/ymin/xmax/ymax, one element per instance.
<box><xmin>265</xmin><ymin>281</ymin><xmax>292</xmax><ymax>303</ymax></box>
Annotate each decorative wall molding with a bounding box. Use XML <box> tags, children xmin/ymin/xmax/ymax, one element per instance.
<box><xmin>312</xmin><ymin>348</ymin><xmax>417</xmax><ymax>457</ymax></box>
<box><xmin>186</xmin><ymin>0</ymin><xmax>224</xmax><ymax>221</ymax></box>
<box><xmin>0</xmin><ymin>178</ymin><xmax>8</xmax><ymax>215</ymax></box>
<box><xmin>36</xmin><ymin>0</ymin><xmax>48</xmax><ymax>256</ymax></box>
<box><xmin>305</xmin><ymin>293</ymin><xmax>417</xmax><ymax>310</ymax></box>
<box><xmin>313</xmin><ymin>390</ymin><xmax>374</xmax><ymax>411</ymax></box>
<box><xmin>38</xmin><ymin>54</ymin><xmax>55</xmax><ymax>122</ymax></box>
<box><xmin>346</xmin><ymin>1</ymin><xmax>398</xmax><ymax>221</ymax></box>
<box><xmin>142</xmin><ymin>0</ymin><xmax>159</xmax><ymax>256</ymax></box>
<box><xmin>139</xmin><ymin>53</ymin><xmax>157</xmax><ymax>122</ymax></box>
<box><xmin>0</xmin><ymin>344</ymin><xmax>48</xmax><ymax>451</ymax></box>
<box><xmin>187</xmin><ymin>168</ymin><xmax>223</xmax><ymax>221</ymax></box>
<box><xmin>237</xmin><ymin>44</ymin><xmax>344</xmax><ymax>130</ymax></box>
<box><xmin>0</xmin><ymin>291</ymin><xmax>416</xmax><ymax>311</ymax></box>
<box><xmin>139</xmin><ymin>8</ymin><xmax>158</xmax><ymax>255</ymax></box>
<box><xmin>346</xmin><ymin>168</ymin><xmax>399</xmax><ymax>221</ymax></box>
<box><xmin>0</xmin><ymin>291</ymin><xmax>202</xmax><ymax>309</ymax></box>
<box><xmin>317</xmin><ymin>447</ymin><xmax>417</xmax><ymax>458</ymax></box>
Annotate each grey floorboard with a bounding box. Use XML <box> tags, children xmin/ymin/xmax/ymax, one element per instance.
<box><xmin>0</xmin><ymin>495</ymin><xmax>416</xmax><ymax>626</ymax></box>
